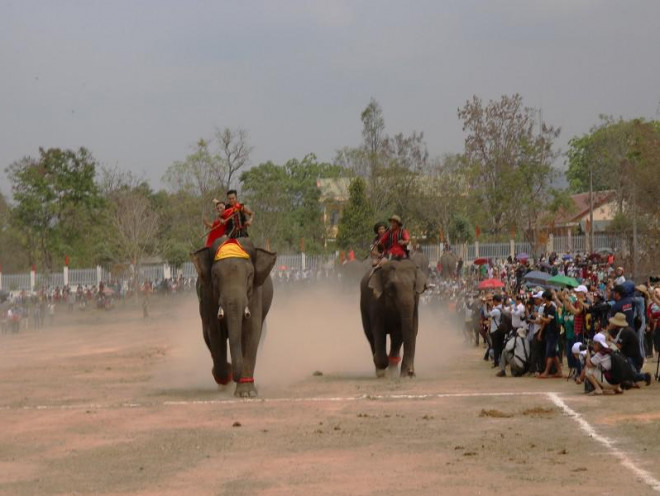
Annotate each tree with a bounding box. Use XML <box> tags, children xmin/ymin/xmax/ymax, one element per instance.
<box><xmin>336</xmin><ymin>177</ymin><xmax>375</xmax><ymax>255</ymax></box>
<box><xmin>162</xmin><ymin>139</ymin><xmax>224</xmax><ymax>204</ymax></box>
<box><xmin>6</xmin><ymin>147</ymin><xmax>101</xmax><ymax>270</ymax></box>
<box><xmin>457</xmin><ymin>94</ymin><xmax>560</xmax><ymax>238</ymax></box>
<box><xmin>566</xmin><ymin>116</ymin><xmax>660</xmax><ymax>211</ymax></box>
<box><xmin>240</xmin><ymin>154</ymin><xmax>345</xmax><ymax>253</ymax></box>
<box><xmin>448</xmin><ymin>215</ymin><xmax>475</xmax><ymax>245</ymax></box>
<box><xmin>0</xmin><ymin>192</ymin><xmax>29</xmax><ymax>271</ymax></box>
<box><xmin>216</xmin><ymin>128</ymin><xmax>253</xmax><ymax>190</ymax></box>
<box><xmin>109</xmin><ymin>187</ymin><xmax>160</xmax><ymax>274</ymax></box>
<box><xmin>336</xmin><ymin>98</ymin><xmax>430</xmax><ymax>224</ymax></box>
<box><xmin>415</xmin><ymin>154</ymin><xmax>469</xmax><ymax>243</ymax></box>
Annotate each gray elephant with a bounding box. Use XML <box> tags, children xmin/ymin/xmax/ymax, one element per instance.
<box><xmin>191</xmin><ymin>237</ymin><xmax>277</xmax><ymax>397</ymax></box>
<box><xmin>339</xmin><ymin>258</ymin><xmax>372</xmax><ymax>288</ymax></box>
<box><xmin>360</xmin><ymin>259</ymin><xmax>427</xmax><ymax>377</ymax></box>
<box><xmin>439</xmin><ymin>250</ymin><xmax>458</xmax><ymax>278</ymax></box>
<box><xmin>409</xmin><ymin>250</ymin><xmax>430</xmax><ymax>277</ymax></box>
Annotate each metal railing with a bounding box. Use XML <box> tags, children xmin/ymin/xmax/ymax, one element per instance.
<box><xmin>0</xmin><ymin>234</ymin><xmax>628</xmax><ymax>291</ymax></box>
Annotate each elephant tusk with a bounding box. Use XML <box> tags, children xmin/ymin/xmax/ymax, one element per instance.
<box><xmin>217</xmin><ymin>307</ymin><xmax>225</xmax><ymax>319</ymax></box>
<box><xmin>244</xmin><ymin>307</ymin><xmax>251</xmax><ymax>319</ymax></box>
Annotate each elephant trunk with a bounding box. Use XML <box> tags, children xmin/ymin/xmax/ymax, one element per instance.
<box><xmin>222</xmin><ymin>296</ymin><xmax>248</xmax><ymax>382</ymax></box>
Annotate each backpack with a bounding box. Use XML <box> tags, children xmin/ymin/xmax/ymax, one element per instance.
<box><xmin>607</xmin><ymin>350</ymin><xmax>636</xmax><ymax>385</ymax></box>
<box><xmin>505</xmin><ymin>335</ymin><xmax>530</xmax><ymax>376</ymax></box>
<box><xmin>497</xmin><ymin>311</ymin><xmax>513</xmax><ymax>335</ymax></box>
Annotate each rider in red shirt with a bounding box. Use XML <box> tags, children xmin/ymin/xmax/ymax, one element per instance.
<box><xmin>378</xmin><ymin>215</ymin><xmax>410</xmax><ymax>260</ymax></box>
<box><xmin>204</xmin><ymin>199</ymin><xmax>228</xmax><ymax>247</ymax></box>
<box><xmin>224</xmin><ymin>190</ymin><xmax>254</xmax><ymax>238</ymax></box>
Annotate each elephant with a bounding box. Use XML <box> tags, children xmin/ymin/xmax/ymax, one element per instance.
<box><xmin>191</xmin><ymin>237</ymin><xmax>277</xmax><ymax>397</ymax></box>
<box><xmin>360</xmin><ymin>259</ymin><xmax>427</xmax><ymax>378</ymax></box>
<box><xmin>439</xmin><ymin>250</ymin><xmax>459</xmax><ymax>279</ymax></box>
<box><xmin>339</xmin><ymin>258</ymin><xmax>372</xmax><ymax>288</ymax></box>
<box><xmin>409</xmin><ymin>250</ymin><xmax>430</xmax><ymax>277</ymax></box>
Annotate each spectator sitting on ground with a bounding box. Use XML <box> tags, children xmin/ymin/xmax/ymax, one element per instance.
<box><xmin>584</xmin><ymin>333</ymin><xmax>623</xmax><ymax>396</ymax></box>
<box><xmin>606</xmin><ymin>312</ymin><xmax>652</xmax><ymax>386</ymax></box>
<box><xmin>496</xmin><ymin>328</ymin><xmax>530</xmax><ymax>377</ymax></box>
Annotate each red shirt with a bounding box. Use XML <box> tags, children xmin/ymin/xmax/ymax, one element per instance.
<box><xmin>205</xmin><ymin>219</ymin><xmax>227</xmax><ymax>247</ymax></box>
<box><xmin>378</xmin><ymin>227</ymin><xmax>410</xmax><ymax>258</ymax></box>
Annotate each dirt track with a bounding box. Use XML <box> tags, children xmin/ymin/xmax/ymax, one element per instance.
<box><xmin>1</xmin><ymin>287</ymin><xmax>659</xmax><ymax>495</ymax></box>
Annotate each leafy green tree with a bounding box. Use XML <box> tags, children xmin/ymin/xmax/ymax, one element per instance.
<box><xmin>6</xmin><ymin>147</ymin><xmax>101</xmax><ymax>270</ymax></box>
<box><xmin>457</xmin><ymin>94</ymin><xmax>559</xmax><ymax>238</ymax></box>
<box><xmin>336</xmin><ymin>177</ymin><xmax>375</xmax><ymax>255</ymax></box>
<box><xmin>240</xmin><ymin>154</ymin><xmax>344</xmax><ymax>253</ymax></box>
<box><xmin>336</xmin><ymin>98</ymin><xmax>430</xmax><ymax>225</ymax></box>
<box><xmin>0</xmin><ymin>192</ymin><xmax>30</xmax><ymax>271</ymax></box>
<box><xmin>566</xmin><ymin>117</ymin><xmax>660</xmax><ymax>210</ymax></box>
<box><xmin>448</xmin><ymin>215</ymin><xmax>475</xmax><ymax>244</ymax></box>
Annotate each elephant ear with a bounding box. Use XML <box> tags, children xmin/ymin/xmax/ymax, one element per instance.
<box><xmin>367</xmin><ymin>270</ymin><xmax>384</xmax><ymax>299</ymax></box>
<box><xmin>190</xmin><ymin>247</ymin><xmax>213</xmax><ymax>285</ymax></box>
<box><xmin>414</xmin><ymin>267</ymin><xmax>427</xmax><ymax>295</ymax></box>
<box><xmin>253</xmin><ymin>248</ymin><xmax>277</xmax><ymax>287</ymax></box>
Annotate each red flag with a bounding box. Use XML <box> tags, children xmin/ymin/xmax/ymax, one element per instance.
<box><xmin>475</xmin><ymin>226</ymin><xmax>481</xmax><ymax>239</ymax></box>
<box><xmin>300</xmin><ymin>238</ymin><xmax>305</xmax><ymax>253</ymax></box>
<box><xmin>65</xmin><ymin>254</ymin><xmax>70</xmax><ymax>267</ymax></box>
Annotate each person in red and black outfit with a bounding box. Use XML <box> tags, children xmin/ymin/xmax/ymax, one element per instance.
<box><xmin>377</xmin><ymin>215</ymin><xmax>410</xmax><ymax>260</ymax></box>
<box><xmin>203</xmin><ymin>199</ymin><xmax>228</xmax><ymax>247</ymax></box>
<box><xmin>224</xmin><ymin>190</ymin><xmax>254</xmax><ymax>239</ymax></box>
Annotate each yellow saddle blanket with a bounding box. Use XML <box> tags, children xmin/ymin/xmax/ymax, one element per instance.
<box><xmin>214</xmin><ymin>239</ymin><xmax>250</xmax><ymax>261</ymax></box>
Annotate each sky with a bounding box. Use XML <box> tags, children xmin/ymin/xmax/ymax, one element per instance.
<box><xmin>2</xmin><ymin>0</ymin><xmax>659</xmax><ymax>194</ymax></box>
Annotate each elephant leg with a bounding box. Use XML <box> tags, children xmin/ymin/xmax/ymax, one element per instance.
<box><xmin>234</xmin><ymin>295</ymin><xmax>263</xmax><ymax>398</ymax></box>
<box><xmin>388</xmin><ymin>332</ymin><xmax>403</xmax><ymax>373</ymax></box>
<box><xmin>400</xmin><ymin>307</ymin><xmax>418</xmax><ymax>378</ymax></box>
<box><xmin>360</xmin><ymin>306</ymin><xmax>376</xmax><ymax>356</ymax></box>
<box><xmin>372</xmin><ymin>320</ymin><xmax>389</xmax><ymax>377</ymax></box>
<box><xmin>209</xmin><ymin>320</ymin><xmax>232</xmax><ymax>385</ymax></box>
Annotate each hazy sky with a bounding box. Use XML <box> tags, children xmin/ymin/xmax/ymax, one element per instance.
<box><xmin>2</xmin><ymin>0</ymin><xmax>659</xmax><ymax>193</ymax></box>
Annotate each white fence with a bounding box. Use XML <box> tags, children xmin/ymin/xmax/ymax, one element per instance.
<box><xmin>0</xmin><ymin>234</ymin><xmax>624</xmax><ymax>291</ymax></box>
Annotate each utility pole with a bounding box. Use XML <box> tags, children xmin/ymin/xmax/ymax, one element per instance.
<box><xmin>589</xmin><ymin>161</ymin><xmax>594</xmax><ymax>254</ymax></box>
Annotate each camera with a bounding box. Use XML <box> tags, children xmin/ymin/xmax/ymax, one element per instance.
<box><xmin>650</xmin><ymin>276</ymin><xmax>660</xmax><ymax>284</ymax></box>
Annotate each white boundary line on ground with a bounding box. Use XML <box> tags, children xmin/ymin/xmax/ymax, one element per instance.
<box><xmin>4</xmin><ymin>389</ymin><xmax>659</xmax><ymax>491</ymax></box>
<box><xmin>547</xmin><ymin>392</ymin><xmax>660</xmax><ymax>493</ymax></box>
<box><xmin>0</xmin><ymin>391</ymin><xmax>550</xmax><ymax>411</ymax></box>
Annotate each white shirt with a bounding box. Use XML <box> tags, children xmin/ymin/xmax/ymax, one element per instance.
<box><xmin>511</xmin><ymin>302</ymin><xmax>527</xmax><ymax>330</ymax></box>
<box><xmin>489</xmin><ymin>305</ymin><xmax>502</xmax><ymax>333</ymax></box>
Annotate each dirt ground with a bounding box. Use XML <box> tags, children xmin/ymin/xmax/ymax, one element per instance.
<box><xmin>1</xmin><ymin>285</ymin><xmax>659</xmax><ymax>496</ymax></box>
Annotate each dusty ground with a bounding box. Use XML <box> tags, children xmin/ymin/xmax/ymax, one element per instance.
<box><xmin>1</xmin><ymin>285</ymin><xmax>659</xmax><ymax>496</ymax></box>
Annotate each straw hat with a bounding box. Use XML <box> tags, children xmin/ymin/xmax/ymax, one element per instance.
<box><xmin>608</xmin><ymin>312</ymin><xmax>628</xmax><ymax>328</ymax></box>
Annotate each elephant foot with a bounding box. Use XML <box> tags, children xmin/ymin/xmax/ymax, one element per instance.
<box><xmin>375</xmin><ymin>367</ymin><xmax>387</xmax><ymax>378</ymax></box>
<box><xmin>400</xmin><ymin>368</ymin><xmax>416</xmax><ymax>379</ymax></box>
<box><xmin>212</xmin><ymin>364</ymin><xmax>233</xmax><ymax>386</ymax></box>
<box><xmin>388</xmin><ymin>356</ymin><xmax>401</xmax><ymax>370</ymax></box>
<box><xmin>234</xmin><ymin>378</ymin><xmax>258</xmax><ymax>398</ymax></box>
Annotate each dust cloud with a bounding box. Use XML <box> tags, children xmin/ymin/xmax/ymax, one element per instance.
<box><xmin>150</xmin><ymin>283</ymin><xmax>464</xmax><ymax>394</ymax></box>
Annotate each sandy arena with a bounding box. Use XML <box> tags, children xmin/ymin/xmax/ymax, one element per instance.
<box><xmin>1</xmin><ymin>286</ymin><xmax>659</xmax><ymax>496</ymax></box>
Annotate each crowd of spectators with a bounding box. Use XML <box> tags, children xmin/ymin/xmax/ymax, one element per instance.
<box><xmin>444</xmin><ymin>250</ymin><xmax>659</xmax><ymax>395</ymax></box>
<box><xmin>0</xmin><ymin>274</ymin><xmax>194</xmax><ymax>334</ymax></box>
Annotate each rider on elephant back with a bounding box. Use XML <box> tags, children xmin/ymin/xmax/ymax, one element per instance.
<box><xmin>371</xmin><ymin>215</ymin><xmax>410</xmax><ymax>272</ymax></box>
<box><xmin>203</xmin><ymin>199</ymin><xmax>229</xmax><ymax>248</ymax></box>
<box><xmin>370</xmin><ymin>221</ymin><xmax>388</xmax><ymax>264</ymax></box>
<box><xmin>224</xmin><ymin>189</ymin><xmax>254</xmax><ymax>239</ymax></box>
